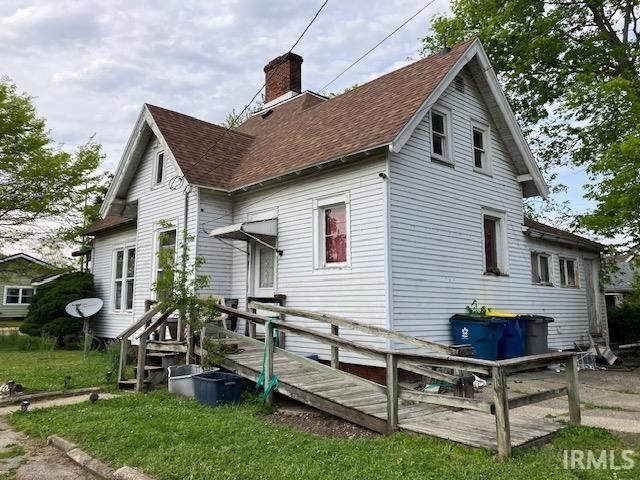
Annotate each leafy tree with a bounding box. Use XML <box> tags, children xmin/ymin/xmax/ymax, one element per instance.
<box><xmin>0</xmin><ymin>78</ymin><xmax>105</xmax><ymax>249</ymax></box>
<box><xmin>20</xmin><ymin>272</ymin><xmax>95</xmax><ymax>345</ymax></box>
<box><xmin>222</xmin><ymin>95</ymin><xmax>265</xmax><ymax>128</ymax></box>
<box><xmin>421</xmin><ymin>1</ymin><xmax>640</xmax><ymax>246</ymax></box>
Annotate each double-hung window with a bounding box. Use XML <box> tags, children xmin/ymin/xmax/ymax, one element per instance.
<box><xmin>431</xmin><ymin>110</ymin><xmax>452</xmax><ymax>164</ymax></box>
<box><xmin>559</xmin><ymin>258</ymin><xmax>578</xmax><ymax>287</ymax></box>
<box><xmin>313</xmin><ymin>194</ymin><xmax>350</xmax><ymax>269</ymax></box>
<box><xmin>531</xmin><ymin>252</ymin><xmax>552</xmax><ymax>285</ymax></box>
<box><xmin>4</xmin><ymin>287</ymin><xmax>35</xmax><ymax>305</ymax></box>
<box><xmin>155</xmin><ymin>228</ymin><xmax>177</xmax><ymax>298</ymax></box>
<box><xmin>113</xmin><ymin>247</ymin><xmax>135</xmax><ymax>311</ymax></box>
<box><xmin>472</xmin><ymin>124</ymin><xmax>491</xmax><ymax>173</ymax></box>
<box><xmin>482</xmin><ymin>209</ymin><xmax>507</xmax><ymax>275</ymax></box>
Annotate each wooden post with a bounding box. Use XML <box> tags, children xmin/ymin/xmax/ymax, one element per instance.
<box><xmin>278</xmin><ymin>298</ymin><xmax>286</xmax><ymax>349</ymax></box>
<box><xmin>331</xmin><ymin>324</ymin><xmax>339</xmax><ymax>369</ymax></box>
<box><xmin>492</xmin><ymin>366</ymin><xmax>511</xmax><ymax>458</ymax></box>
<box><xmin>385</xmin><ymin>352</ymin><xmax>398</xmax><ymax>434</ymax></box>
<box><xmin>135</xmin><ymin>335</ymin><xmax>147</xmax><ymax>393</ymax></box>
<box><xmin>118</xmin><ymin>338</ymin><xmax>129</xmax><ymax>383</ymax></box>
<box><xmin>264</xmin><ymin>320</ymin><xmax>275</xmax><ymax>405</ymax></box>
<box><xmin>566</xmin><ymin>354</ymin><xmax>581</xmax><ymax>426</ymax></box>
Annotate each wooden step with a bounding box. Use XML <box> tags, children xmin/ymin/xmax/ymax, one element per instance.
<box><xmin>117</xmin><ymin>379</ymin><xmax>150</xmax><ymax>390</ymax></box>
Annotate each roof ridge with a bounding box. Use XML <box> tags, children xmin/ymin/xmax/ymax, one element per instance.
<box><xmin>145</xmin><ymin>103</ymin><xmax>255</xmax><ymax>140</ymax></box>
<box><xmin>317</xmin><ymin>37</ymin><xmax>476</xmax><ymax>102</ymax></box>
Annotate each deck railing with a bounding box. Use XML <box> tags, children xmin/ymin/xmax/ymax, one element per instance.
<box><xmin>210</xmin><ymin>300</ymin><xmax>580</xmax><ymax>458</ymax></box>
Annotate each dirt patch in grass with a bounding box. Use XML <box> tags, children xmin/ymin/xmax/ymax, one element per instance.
<box><xmin>265</xmin><ymin>410</ymin><xmax>379</xmax><ymax>438</ymax></box>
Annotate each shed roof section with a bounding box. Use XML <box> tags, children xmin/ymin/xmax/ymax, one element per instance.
<box><xmin>524</xmin><ymin>218</ymin><xmax>604</xmax><ymax>251</ymax></box>
<box><xmin>83</xmin><ymin>215</ymin><xmax>135</xmax><ymax>235</ymax></box>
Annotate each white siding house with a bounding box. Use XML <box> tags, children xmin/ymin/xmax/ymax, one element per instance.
<box><xmin>86</xmin><ymin>39</ymin><xmax>607</xmax><ymax>365</ymax></box>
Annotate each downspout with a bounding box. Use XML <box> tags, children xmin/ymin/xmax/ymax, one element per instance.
<box><xmin>181</xmin><ymin>185</ymin><xmax>191</xmax><ymax>355</ymax></box>
<box><xmin>383</xmin><ymin>147</ymin><xmax>394</xmax><ymax>348</ymax></box>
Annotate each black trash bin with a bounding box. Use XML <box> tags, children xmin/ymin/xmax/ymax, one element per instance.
<box><xmin>193</xmin><ymin>371</ymin><xmax>245</xmax><ymax>407</ymax></box>
<box><xmin>521</xmin><ymin>315</ymin><xmax>554</xmax><ymax>356</ymax></box>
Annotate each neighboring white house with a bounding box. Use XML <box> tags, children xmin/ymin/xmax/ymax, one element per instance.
<box><xmin>85</xmin><ymin>39</ymin><xmax>607</xmax><ymax>364</ymax></box>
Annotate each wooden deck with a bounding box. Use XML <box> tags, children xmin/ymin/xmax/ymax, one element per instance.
<box><xmin>219</xmin><ymin>337</ymin><xmax>561</xmax><ymax>451</ymax></box>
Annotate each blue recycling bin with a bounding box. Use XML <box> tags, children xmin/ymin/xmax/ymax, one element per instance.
<box><xmin>497</xmin><ymin>317</ymin><xmax>528</xmax><ymax>359</ymax></box>
<box><xmin>449</xmin><ymin>314</ymin><xmax>508</xmax><ymax>360</ymax></box>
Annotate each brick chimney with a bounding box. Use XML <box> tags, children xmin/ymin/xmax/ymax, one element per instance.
<box><xmin>264</xmin><ymin>52</ymin><xmax>303</xmax><ymax>104</ymax></box>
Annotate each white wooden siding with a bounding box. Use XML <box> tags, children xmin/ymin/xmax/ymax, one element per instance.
<box><xmin>389</xmin><ymin>68</ymin><xmax>603</xmax><ymax>351</ymax></box>
<box><xmin>91</xmin><ymin>135</ymin><xmax>198</xmax><ymax>338</ymax></box>
<box><xmin>196</xmin><ymin>189</ymin><xmax>234</xmax><ymax>297</ymax></box>
<box><xmin>91</xmin><ymin>226</ymin><xmax>137</xmax><ymax>338</ymax></box>
<box><xmin>229</xmin><ymin>157</ymin><xmax>388</xmax><ymax>363</ymax></box>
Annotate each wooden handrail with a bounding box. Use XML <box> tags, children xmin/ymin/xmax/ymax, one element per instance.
<box><xmin>134</xmin><ymin>309</ymin><xmax>173</xmax><ymax>340</ymax></box>
<box><xmin>116</xmin><ymin>304</ymin><xmax>163</xmax><ymax>340</ymax></box>
<box><xmin>249</xmin><ymin>301</ymin><xmax>471</xmax><ymax>355</ymax></box>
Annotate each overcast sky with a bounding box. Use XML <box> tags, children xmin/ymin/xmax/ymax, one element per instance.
<box><xmin>1</xmin><ymin>0</ymin><xmax>594</xmax><ymax>253</ymax></box>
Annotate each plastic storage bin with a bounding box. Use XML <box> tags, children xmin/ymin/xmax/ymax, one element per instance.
<box><xmin>521</xmin><ymin>315</ymin><xmax>554</xmax><ymax>355</ymax></box>
<box><xmin>449</xmin><ymin>314</ymin><xmax>508</xmax><ymax>360</ymax></box>
<box><xmin>193</xmin><ymin>371</ymin><xmax>245</xmax><ymax>407</ymax></box>
<box><xmin>497</xmin><ymin>317</ymin><xmax>528</xmax><ymax>359</ymax></box>
<box><xmin>168</xmin><ymin>365</ymin><xmax>217</xmax><ymax>398</ymax></box>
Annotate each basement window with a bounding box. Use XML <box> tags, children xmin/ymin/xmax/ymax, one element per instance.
<box><xmin>531</xmin><ymin>252</ymin><xmax>552</xmax><ymax>285</ymax></box>
<box><xmin>559</xmin><ymin>258</ymin><xmax>578</xmax><ymax>287</ymax></box>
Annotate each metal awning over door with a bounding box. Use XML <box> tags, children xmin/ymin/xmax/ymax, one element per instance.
<box><xmin>209</xmin><ymin>219</ymin><xmax>281</xmax><ymax>255</ymax></box>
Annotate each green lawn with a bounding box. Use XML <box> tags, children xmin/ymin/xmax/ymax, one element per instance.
<box><xmin>0</xmin><ymin>350</ymin><xmax>113</xmax><ymax>392</ymax></box>
<box><xmin>7</xmin><ymin>392</ymin><xmax>640</xmax><ymax>480</ymax></box>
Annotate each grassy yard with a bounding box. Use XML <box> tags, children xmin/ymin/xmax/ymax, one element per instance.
<box><xmin>0</xmin><ymin>350</ymin><xmax>113</xmax><ymax>392</ymax></box>
<box><xmin>7</xmin><ymin>391</ymin><xmax>640</xmax><ymax>480</ymax></box>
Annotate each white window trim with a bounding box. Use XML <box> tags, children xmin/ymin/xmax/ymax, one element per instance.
<box><xmin>313</xmin><ymin>192</ymin><xmax>351</xmax><ymax>271</ymax></box>
<box><xmin>151</xmin><ymin>221</ymin><xmax>179</xmax><ymax>296</ymax></box>
<box><xmin>3</xmin><ymin>286</ymin><xmax>35</xmax><ymax>305</ymax></box>
<box><xmin>531</xmin><ymin>251</ymin><xmax>553</xmax><ymax>286</ymax></box>
<box><xmin>111</xmin><ymin>244</ymin><xmax>136</xmax><ymax>313</ymax></box>
<box><xmin>471</xmin><ymin>120</ymin><xmax>492</xmax><ymax>175</ymax></box>
<box><xmin>481</xmin><ymin>207</ymin><xmax>509</xmax><ymax>276</ymax></box>
<box><xmin>152</xmin><ymin>150</ymin><xmax>165</xmax><ymax>188</ymax></box>
<box><xmin>559</xmin><ymin>257</ymin><xmax>580</xmax><ymax>288</ymax></box>
<box><xmin>430</xmin><ymin>107</ymin><xmax>454</xmax><ymax>165</ymax></box>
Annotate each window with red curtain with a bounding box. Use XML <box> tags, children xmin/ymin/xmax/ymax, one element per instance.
<box><xmin>484</xmin><ymin>216</ymin><xmax>498</xmax><ymax>273</ymax></box>
<box><xmin>324</xmin><ymin>205</ymin><xmax>347</xmax><ymax>264</ymax></box>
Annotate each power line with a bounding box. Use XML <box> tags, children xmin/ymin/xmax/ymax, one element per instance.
<box><xmin>317</xmin><ymin>0</ymin><xmax>438</xmax><ymax>93</ymax></box>
<box><xmin>179</xmin><ymin>0</ymin><xmax>329</xmax><ymax>179</ymax></box>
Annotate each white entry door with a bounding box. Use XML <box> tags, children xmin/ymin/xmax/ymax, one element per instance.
<box><xmin>252</xmin><ymin>243</ymin><xmax>276</xmax><ymax>297</ymax></box>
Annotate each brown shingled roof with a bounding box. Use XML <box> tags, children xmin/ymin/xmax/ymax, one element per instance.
<box><xmin>84</xmin><ymin>215</ymin><xmax>135</xmax><ymax>235</ymax></box>
<box><xmin>146</xmin><ymin>39</ymin><xmax>475</xmax><ymax>191</ymax></box>
<box><xmin>524</xmin><ymin>218</ymin><xmax>604</xmax><ymax>251</ymax></box>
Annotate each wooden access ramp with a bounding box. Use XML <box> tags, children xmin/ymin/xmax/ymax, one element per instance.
<box><xmin>217</xmin><ymin>334</ymin><xmax>560</xmax><ymax>450</ymax></box>
<box><xmin>207</xmin><ymin>301</ymin><xmax>583</xmax><ymax>457</ymax></box>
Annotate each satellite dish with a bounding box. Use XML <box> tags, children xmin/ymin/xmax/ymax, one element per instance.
<box><xmin>65</xmin><ymin>298</ymin><xmax>103</xmax><ymax>318</ymax></box>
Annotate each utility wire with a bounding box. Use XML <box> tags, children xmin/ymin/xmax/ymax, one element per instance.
<box><xmin>179</xmin><ymin>0</ymin><xmax>329</xmax><ymax>179</ymax></box>
<box><xmin>317</xmin><ymin>0</ymin><xmax>438</xmax><ymax>93</ymax></box>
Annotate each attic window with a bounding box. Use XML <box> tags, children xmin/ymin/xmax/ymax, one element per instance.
<box><xmin>154</xmin><ymin>151</ymin><xmax>165</xmax><ymax>186</ymax></box>
<box><xmin>454</xmin><ymin>76</ymin><xmax>465</xmax><ymax>93</ymax></box>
